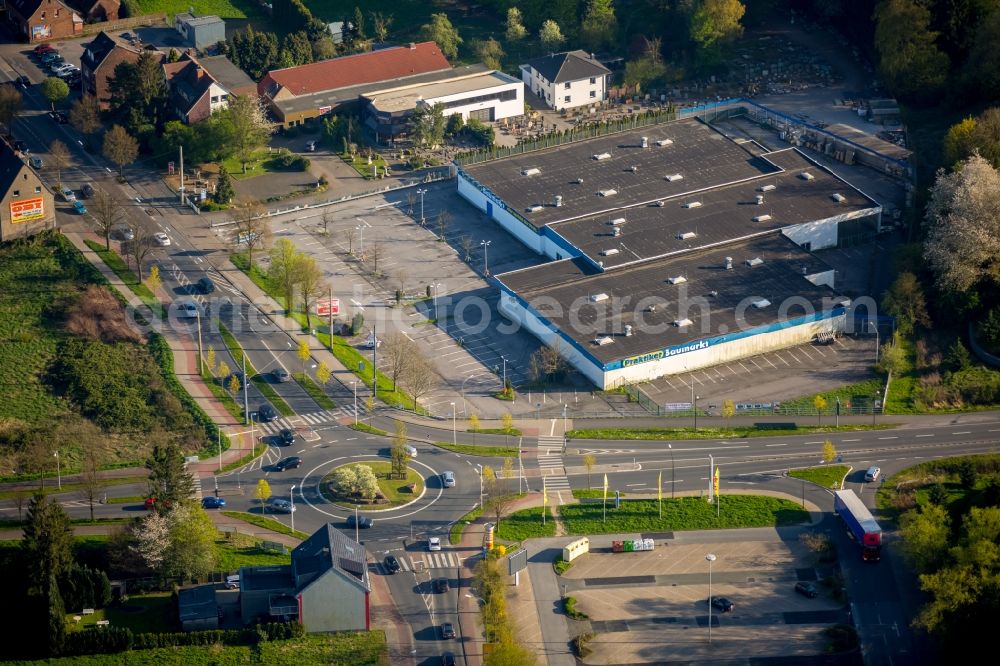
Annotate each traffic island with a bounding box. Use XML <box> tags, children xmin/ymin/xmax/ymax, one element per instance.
<box><xmin>320</xmin><ymin>461</ymin><xmax>424</xmax><ymax>511</ymax></box>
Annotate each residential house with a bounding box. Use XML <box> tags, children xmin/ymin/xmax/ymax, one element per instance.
<box><xmin>80</xmin><ymin>31</ymin><xmax>143</xmax><ymax>108</ymax></box>
<box><xmin>5</xmin><ymin>0</ymin><xmax>82</xmax><ymax>42</ymax></box>
<box><xmin>163</xmin><ymin>54</ymin><xmax>255</xmax><ymax>124</ymax></box>
<box><xmin>177</xmin><ymin>584</ymin><xmax>219</xmax><ymax>632</ymax></box>
<box><xmin>68</xmin><ymin>0</ymin><xmax>119</xmax><ymax>22</ymax></box>
<box><xmin>520</xmin><ymin>50</ymin><xmax>611</xmax><ymax>111</ymax></box>
<box><xmin>174</xmin><ymin>12</ymin><xmax>225</xmax><ymax>51</ymax></box>
<box><xmin>239</xmin><ymin>524</ymin><xmax>370</xmax><ymax>632</ymax></box>
<box><xmin>0</xmin><ymin>139</ymin><xmax>55</xmax><ymax>241</ymax></box>
<box><xmin>258</xmin><ymin>41</ymin><xmax>451</xmax><ymax>128</ymax></box>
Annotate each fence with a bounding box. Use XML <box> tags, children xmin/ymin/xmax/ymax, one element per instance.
<box><xmin>80</xmin><ymin>14</ymin><xmax>167</xmax><ymax>37</ymax></box>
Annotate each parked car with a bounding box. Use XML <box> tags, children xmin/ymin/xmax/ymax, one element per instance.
<box><xmin>364</xmin><ymin>334</ymin><xmax>381</xmax><ymax>349</ymax></box>
<box><xmin>274</xmin><ymin>456</ymin><xmax>302</xmax><ymax>471</ymax></box>
<box><xmin>383</xmin><ymin>555</ymin><xmax>401</xmax><ymax>574</ymax></box>
<box><xmin>441</xmin><ymin>471</ymin><xmax>456</xmax><ymax>488</ymax></box>
<box><xmin>346</xmin><ymin>514</ymin><xmax>374</xmax><ymax>529</ymax></box>
<box><xmin>60</xmin><ymin>187</ymin><xmax>76</xmax><ymax>202</ymax></box>
<box><xmin>81</xmin><ymin>182</ymin><xmax>95</xmax><ymax>198</ymax></box>
<box><xmin>257</xmin><ymin>403</ymin><xmax>279</xmax><ymax>422</ymax></box>
<box><xmin>112</xmin><ymin>224</ymin><xmax>133</xmax><ymax>241</ymax></box>
<box><xmin>433</xmin><ymin>578</ymin><xmax>449</xmax><ymax>593</ymax></box>
<box><xmin>278</xmin><ymin>428</ymin><xmax>295</xmax><ymax>445</ymax></box>
<box><xmin>176</xmin><ymin>300</ymin><xmax>199</xmax><ymax>318</ymax></box>
<box><xmin>271</xmin><ymin>367</ymin><xmax>290</xmax><ymax>383</ymax></box>
<box><xmin>267</xmin><ymin>498</ymin><xmax>295</xmax><ymax>513</ymax></box>
<box><xmin>72</xmin><ymin>200</ymin><xmax>87</xmax><ymax>215</ymax></box>
<box><xmin>196</xmin><ymin>276</ymin><xmax>215</xmax><ymax>293</ymax></box>
<box><xmin>442</xmin><ymin>652</ymin><xmax>457</xmax><ymax>666</ymax></box>
<box><xmin>16</xmin><ymin>75</ymin><xmax>31</xmax><ymax>88</ymax></box>
<box><xmin>152</xmin><ymin>232</ymin><xmax>170</xmax><ymax>246</ymax></box>
<box><xmin>428</xmin><ymin>537</ymin><xmax>441</xmax><ymax>552</ymax></box>
<box><xmin>33</xmin><ymin>44</ymin><xmax>54</xmax><ymax>56</ymax></box>
<box><xmin>440</xmin><ymin>623</ymin><xmax>456</xmax><ymax>639</ymax></box>
<box><xmin>28</xmin><ymin>155</ymin><xmax>42</xmax><ymax>169</ymax></box>
<box><xmin>225</xmin><ymin>574</ymin><xmax>240</xmax><ymax>589</ymax></box>
<box><xmin>40</xmin><ymin>52</ymin><xmax>62</xmax><ymax>64</ymax></box>
<box><xmin>202</xmin><ymin>496</ymin><xmax>226</xmax><ymax>509</ymax></box>
<box><xmin>795</xmin><ymin>582</ymin><xmax>819</xmax><ymax>598</ymax></box>
<box><xmin>710</xmin><ymin>597</ymin><xmax>735</xmax><ymax>613</ymax></box>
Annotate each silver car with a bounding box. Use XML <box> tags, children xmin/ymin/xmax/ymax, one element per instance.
<box><xmin>441</xmin><ymin>471</ymin><xmax>456</xmax><ymax>488</ymax></box>
<box><xmin>267</xmin><ymin>498</ymin><xmax>295</xmax><ymax>514</ymax></box>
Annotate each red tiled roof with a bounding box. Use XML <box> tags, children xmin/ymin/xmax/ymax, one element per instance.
<box><xmin>259</xmin><ymin>42</ymin><xmax>451</xmax><ymax>98</ymax></box>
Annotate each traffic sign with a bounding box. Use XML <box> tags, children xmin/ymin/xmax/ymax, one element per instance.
<box><xmin>507</xmin><ymin>548</ymin><xmax>528</xmax><ymax>575</ymax></box>
<box><xmin>315</xmin><ymin>298</ymin><xmax>340</xmax><ymax>316</ymax></box>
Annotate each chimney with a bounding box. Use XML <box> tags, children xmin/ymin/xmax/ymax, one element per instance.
<box><xmin>409</xmin><ymin>42</ymin><xmax>416</xmax><ymax>50</ymax></box>
<box><xmin>725</xmin><ymin>257</ymin><xmax>733</xmax><ymax>270</ymax></box>
<box><xmin>624</xmin><ymin>324</ymin><xmax>633</xmax><ymax>337</ymax></box>
<box><xmin>756</xmin><ymin>195</ymin><xmax>764</xmax><ymax>205</ymax></box>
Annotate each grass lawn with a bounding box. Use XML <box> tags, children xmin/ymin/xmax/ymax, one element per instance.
<box><xmin>434</xmin><ymin>442</ymin><xmax>519</xmax><ymax>458</ymax></box>
<box><xmin>471</xmin><ymin>427</ymin><xmax>522</xmax><ymax>436</ymax></box>
<box><xmin>566</xmin><ymin>424</ymin><xmax>895</xmax><ymax>440</ymax></box>
<box><xmin>201</xmin><ymin>364</ymin><xmax>246</xmax><ymax>422</ymax></box>
<box><xmin>0</xmin><ymin>475</ymin><xmax>148</xmax><ymax>501</ymax></box>
<box><xmin>342</xmin><ymin>152</ymin><xmax>389</xmax><ymax>179</ymax></box>
<box><xmin>216</xmin><ymin>442</ymin><xmax>266</xmax><ymax>474</ymax></box>
<box><xmin>220</xmin><ymin>148</ymin><xmax>309</xmax><ymax>181</ymax></box>
<box><xmin>449</xmin><ymin>506</ymin><xmax>484</xmax><ymax>545</ymax></box>
<box><xmin>495</xmin><ymin>506</ymin><xmax>556</xmax><ymax>541</ymax></box>
<box><xmin>128</xmin><ymin>0</ymin><xmax>263</xmax><ymax>20</ymax></box>
<box><xmin>216</xmin><ymin>539</ymin><xmax>291</xmax><ymax>569</ymax></box>
<box><xmin>293</xmin><ymin>372</ymin><xmax>336</xmax><ymax>409</ymax></box>
<box><xmin>559</xmin><ymin>495</ymin><xmax>810</xmax><ymax>535</ymax></box>
<box><xmin>789</xmin><ymin>465</ymin><xmax>850</xmax><ymax>490</ymax></box>
<box><xmin>105</xmin><ymin>592</ymin><xmax>176</xmax><ymax>634</ymax></box>
<box><xmin>322</xmin><ymin>461</ymin><xmax>424</xmax><ymax>509</ymax></box>
<box><xmin>105</xmin><ymin>495</ymin><xmax>145</xmax><ymax>504</ymax></box>
<box><xmin>350</xmin><ymin>422</ymin><xmax>388</xmax><ymax>436</ymax></box>
<box><xmin>218</xmin><ymin>322</ymin><xmax>295</xmax><ymax>417</ymax></box>
<box><xmin>83</xmin><ymin>239</ymin><xmax>165</xmax><ymax>320</ymax></box>
<box><xmin>220</xmin><ymin>511</ymin><xmax>309</xmax><ymax>540</ymax></box>
<box><xmin>778</xmin><ymin>378</ymin><xmax>887</xmax><ymax>414</ymax></box>
<box><xmin>572</xmin><ymin>489</ymin><xmax>626</xmax><ymax>500</ymax></box>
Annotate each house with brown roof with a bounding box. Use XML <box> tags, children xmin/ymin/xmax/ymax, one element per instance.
<box><xmin>258</xmin><ymin>41</ymin><xmax>451</xmax><ymax>128</ymax></box>
<box><xmin>68</xmin><ymin>0</ymin><xmax>119</xmax><ymax>22</ymax></box>
<box><xmin>0</xmin><ymin>139</ymin><xmax>55</xmax><ymax>241</ymax></box>
<box><xmin>5</xmin><ymin>0</ymin><xmax>82</xmax><ymax>42</ymax></box>
<box><xmin>81</xmin><ymin>31</ymin><xmax>143</xmax><ymax>108</ymax></box>
<box><xmin>163</xmin><ymin>54</ymin><xmax>256</xmax><ymax>124</ymax></box>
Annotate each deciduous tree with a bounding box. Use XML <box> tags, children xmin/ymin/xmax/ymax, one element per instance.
<box><xmin>882</xmin><ymin>272</ymin><xmax>931</xmax><ymax>334</ymax></box>
<box><xmin>822</xmin><ymin>440</ymin><xmax>838</xmax><ymax>464</ymax></box>
<box><xmin>721</xmin><ymin>399</ymin><xmax>735</xmax><ymax>429</ymax></box>
<box><xmin>48</xmin><ymin>139</ymin><xmax>70</xmax><ymax>185</ymax></box>
<box><xmin>69</xmin><ymin>95</ymin><xmax>101</xmax><ymax>140</ymax></box>
<box><xmin>268</xmin><ymin>238</ymin><xmax>301</xmax><ymax>314</ymax></box>
<box><xmin>132</xmin><ymin>510</ymin><xmax>170</xmax><ymax>571</ymax></box>
<box><xmin>370</xmin><ymin>11</ymin><xmax>393</xmax><ymax>42</ymax></box>
<box><xmin>580</xmin><ymin>0</ymin><xmax>618</xmax><ymax>50</ymax></box>
<box><xmin>539</xmin><ymin>20</ymin><xmax>565</xmax><ymax>50</ymax></box>
<box><xmin>40</xmin><ymin>77</ymin><xmax>69</xmax><ymax>111</ymax></box>
<box><xmin>473</xmin><ymin>38</ymin><xmax>505</xmax><ymax>71</ymax></box>
<box><xmin>400</xmin><ymin>354</ymin><xmax>437</xmax><ymax>411</ymax></box>
<box><xmin>103</xmin><ymin>124</ymin><xmax>139</xmax><ymax>180</ymax></box>
<box><xmin>226</xmin><ymin>94</ymin><xmax>271</xmax><ymax>174</ymax></box>
<box><xmin>295</xmin><ymin>254</ymin><xmax>326</xmax><ymax>331</ymax></box>
<box><xmin>163</xmin><ymin>503</ymin><xmax>217</xmax><ymax>580</ymax></box>
<box><xmin>505</xmin><ymin>7</ymin><xmax>528</xmax><ymax>42</ymax></box>
<box><xmin>874</xmin><ymin>0</ymin><xmax>949</xmax><ymax>102</ymax></box>
<box><xmin>255</xmin><ymin>478</ymin><xmax>272</xmax><ymax>509</ymax></box>
<box><xmin>690</xmin><ymin>0</ymin><xmax>745</xmax><ymax>49</ymax></box>
<box><xmin>813</xmin><ymin>395</ymin><xmax>828</xmax><ymax>426</ymax></box>
<box><xmin>0</xmin><ymin>84</ymin><xmax>23</xmax><ymax>133</ymax></box>
<box><xmin>583</xmin><ymin>453</ymin><xmax>596</xmax><ymax>488</ymax></box>
<box><xmin>229</xmin><ymin>199</ymin><xmax>270</xmax><ymax>266</ymax></box>
<box><xmin>900</xmin><ymin>503</ymin><xmax>951</xmax><ymax>572</ymax></box>
<box><xmin>145</xmin><ymin>442</ymin><xmax>195</xmax><ymax>509</ymax></box>
<box><xmin>420</xmin><ymin>13</ymin><xmax>462</xmax><ymax>60</ymax></box>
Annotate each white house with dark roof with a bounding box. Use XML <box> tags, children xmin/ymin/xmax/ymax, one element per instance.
<box><xmin>520</xmin><ymin>50</ymin><xmax>610</xmax><ymax>111</ymax></box>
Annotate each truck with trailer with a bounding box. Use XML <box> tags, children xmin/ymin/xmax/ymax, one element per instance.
<box><xmin>833</xmin><ymin>489</ymin><xmax>882</xmax><ymax>562</ymax></box>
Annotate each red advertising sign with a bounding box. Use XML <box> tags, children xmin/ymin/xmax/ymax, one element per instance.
<box><xmin>10</xmin><ymin>197</ymin><xmax>44</xmax><ymax>223</ymax></box>
<box><xmin>315</xmin><ymin>299</ymin><xmax>340</xmax><ymax>316</ymax></box>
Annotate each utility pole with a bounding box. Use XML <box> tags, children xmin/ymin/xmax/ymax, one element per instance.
<box><xmin>242</xmin><ymin>353</ymin><xmax>249</xmax><ymax>425</ymax></box>
<box><xmin>178</xmin><ymin>145</ymin><xmax>184</xmax><ymax>204</ymax></box>
<box><xmin>195</xmin><ymin>306</ymin><xmax>203</xmax><ymax>374</ymax></box>
<box><xmin>328</xmin><ymin>285</ymin><xmax>334</xmax><ymax>352</ymax></box>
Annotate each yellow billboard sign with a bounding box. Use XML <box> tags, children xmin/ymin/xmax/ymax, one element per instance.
<box><xmin>10</xmin><ymin>197</ymin><xmax>44</xmax><ymax>223</ymax></box>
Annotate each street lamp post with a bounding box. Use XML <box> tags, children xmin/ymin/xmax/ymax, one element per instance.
<box><xmin>694</xmin><ymin>394</ymin><xmax>700</xmax><ymax>431</ymax></box>
<box><xmin>290</xmin><ymin>485</ymin><xmax>296</xmax><ymax>533</ymax></box>
<box><xmin>480</xmin><ymin>240</ymin><xmax>492</xmax><ymax>276</ymax></box>
<box><xmin>501</xmin><ymin>356</ymin><xmax>507</xmax><ymax>390</ymax></box>
<box><xmin>475</xmin><ymin>464</ymin><xmax>484</xmax><ymax>509</ymax></box>
<box><xmin>870</xmin><ymin>320</ymin><xmax>879</xmax><ymax>365</ymax></box>
<box><xmin>669</xmin><ymin>444</ymin><xmax>675</xmax><ymax>499</ymax></box>
<box><xmin>356</xmin><ymin>224</ymin><xmax>364</xmax><ymax>258</ymax></box>
<box><xmin>54</xmin><ymin>451</ymin><xmax>61</xmax><ymax>490</ymax></box>
<box><xmin>353</xmin><ymin>380</ymin><xmax>358</xmax><ymax>425</ymax></box>
<box><xmin>451</xmin><ymin>402</ymin><xmax>457</xmax><ymax>445</ymax></box>
<box><xmin>354</xmin><ymin>506</ymin><xmax>360</xmax><ymax>542</ymax></box>
<box><xmin>431</xmin><ymin>282</ymin><xmax>441</xmax><ymax>318</ymax></box>
<box><xmin>417</xmin><ymin>188</ymin><xmax>427</xmax><ymax>224</ymax></box>
<box><xmin>706</xmin><ymin>553</ymin><xmax>717</xmax><ymax>643</ymax></box>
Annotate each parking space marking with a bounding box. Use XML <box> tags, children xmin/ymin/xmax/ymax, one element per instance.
<box><xmin>737</xmin><ymin>361</ymin><xmax>751</xmax><ymax>374</ymax></box>
<box><xmin>749</xmin><ymin>357</ymin><xmax>763</xmax><ymax>370</ymax></box>
<box><xmin>761</xmin><ymin>356</ymin><xmax>778</xmax><ymax>369</ymax></box>
<box><xmin>785</xmin><ymin>349</ymin><xmax>803</xmax><ymax>363</ymax></box>
<box><xmin>661</xmin><ymin>376</ymin><xmax>677</xmax><ymax>389</ymax></box>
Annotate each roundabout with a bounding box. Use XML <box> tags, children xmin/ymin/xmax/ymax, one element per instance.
<box><xmin>320</xmin><ymin>460</ymin><xmax>426</xmax><ymax>511</ymax></box>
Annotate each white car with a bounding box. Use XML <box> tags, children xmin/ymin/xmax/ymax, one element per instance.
<box><xmin>152</xmin><ymin>232</ymin><xmax>170</xmax><ymax>246</ymax></box>
<box><xmin>176</xmin><ymin>300</ymin><xmax>199</xmax><ymax>318</ymax></box>
<box><xmin>441</xmin><ymin>471</ymin><xmax>456</xmax><ymax>488</ymax></box>
<box><xmin>52</xmin><ymin>64</ymin><xmax>78</xmax><ymax>77</ymax></box>
<box><xmin>428</xmin><ymin>537</ymin><xmax>441</xmax><ymax>552</ymax></box>
<box><xmin>61</xmin><ymin>187</ymin><xmax>76</xmax><ymax>202</ymax></box>
<box><xmin>364</xmin><ymin>335</ymin><xmax>381</xmax><ymax>349</ymax></box>
<box><xmin>404</xmin><ymin>444</ymin><xmax>417</xmax><ymax>457</ymax></box>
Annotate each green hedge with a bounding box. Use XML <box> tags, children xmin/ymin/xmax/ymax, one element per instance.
<box><xmin>147</xmin><ymin>331</ymin><xmax>220</xmax><ymax>457</ymax></box>
<box><xmin>62</xmin><ymin>621</ymin><xmax>304</xmax><ymax>656</ymax></box>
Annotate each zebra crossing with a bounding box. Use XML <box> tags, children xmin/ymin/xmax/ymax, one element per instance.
<box><xmin>392</xmin><ymin>552</ymin><xmax>462</xmax><ymax>572</ymax></box>
<box><xmin>255</xmin><ymin>406</ymin><xmax>364</xmax><ymax>435</ymax></box>
<box><xmin>537</xmin><ymin>435</ymin><xmax>570</xmax><ymax>491</ymax></box>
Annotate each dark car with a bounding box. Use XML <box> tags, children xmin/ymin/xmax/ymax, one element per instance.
<box><xmin>710</xmin><ymin>597</ymin><xmax>735</xmax><ymax>613</ymax></box>
<box><xmin>202</xmin><ymin>496</ymin><xmax>227</xmax><ymax>509</ymax></box>
<box><xmin>81</xmin><ymin>183</ymin><xmax>95</xmax><ymax>198</ymax></box>
<box><xmin>274</xmin><ymin>456</ymin><xmax>302</xmax><ymax>471</ymax></box>
<box><xmin>346</xmin><ymin>514</ymin><xmax>374</xmax><ymax>529</ymax></box>
<box><xmin>196</xmin><ymin>276</ymin><xmax>215</xmax><ymax>294</ymax></box>
<box><xmin>442</xmin><ymin>653</ymin><xmax>457</xmax><ymax>666</ymax></box>
<box><xmin>17</xmin><ymin>75</ymin><xmax>31</xmax><ymax>88</ymax></box>
<box><xmin>271</xmin><ymin>367</ymin><xmax>290</xmax><ymax>383</ymax></box>
<box><xmin>795</xmin><ymin>582</ymin><xmax>819</xmax><ymax>598</ymax></box>
<box><xmin>440</xmin><ymin>623</ymin><xmax>456</xmax><ymax>640</ymax></box>
<box><xmin>257</xmin><ymin>403</ymin><xmax>279</xmax><ymax>422</ymax></box>
<box><xmin>278</xmin><ymin>428</ymin><xmax>295</xmax><ymax>445</ymax></box>
<box><xmin>48</xmin><ymin>111</ymin><xmax>68</xmax><ymax>124</ymax></box>
<box><xmin>433</xmin><ymin>578</ymin><xmax>449</xmax><ymax>593</ymax></box>
<box><xmin>383</xmin><ymin>555</ymin><xmax>401</xmax><ymax>574</ymax></box>
<box><xmin>33</xmin><ymin>44</ymin><xmax>54</xmax><ymax>55</ymax></box>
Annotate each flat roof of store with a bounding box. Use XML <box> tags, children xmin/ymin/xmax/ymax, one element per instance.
<box><xmin>460</xmin><ymin>118</ymin><xmax>784</xmax><ymax>228</ymax></box>
<box><xmin>496</xmin><ymin>232</ymin><xmax>843</xmax><ymax>365</ymax></box>
<box><xmin>364</xmin><ymin>71</ymin><xmax>520</xmax><ymax>113</ymax></box>
<box><xmin>553</xmin><ymin>148</ymin><xmax>879</xmax><ymax>268</ymax></box>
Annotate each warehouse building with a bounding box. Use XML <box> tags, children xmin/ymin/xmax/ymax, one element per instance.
<box><xmin>457</xmin><ymin>115</ymin><xmax>880</xmax><ymax>388</ymax></box>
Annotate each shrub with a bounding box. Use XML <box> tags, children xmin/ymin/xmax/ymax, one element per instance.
<box><xmin>351</xmin><ymin>313</ymin><xmax>364</xmax><ymax>336</ymax></box>
<box><xmin>928</xmin><ymin>483</ymin><xmax>948</xmax><ymax>505</ymax></box>
<box><xmin>62</xmin><ymin>625</ymin><xmax>133</xmax><ymax>656</ymax></box>
<box><xmin>572</xmin><ymin>632</ymin><xmax>595</xmax><ymax>657</ymax></box>
<box><xmin>958</xmin><ymin>460</ymin><xmax>978</xmax><ymax>489</ymax></box>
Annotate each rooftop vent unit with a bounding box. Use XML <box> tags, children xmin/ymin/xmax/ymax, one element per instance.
<box><xmin>831</xmin><ymin>193</ymin><xmax>846</xmax><ymax>203</ymax></box>
<box><xmin>624</xmin><ymin>324</ymin><xmax>634</xmax><ymax>336</ymax></box>
<box><xmin>590</xmin><ymin>293</ymin><xmax>609</xmax><ymax>303</ymax></box>
<box><xmin>554</xmin><ymin>195</ymin><xmax>563</xmax><ymax>207</ymax></box>
<box><xmin>593</xmin><ymin>152</ymin><xmax>612</xmax><ymax>161</ymax></box>
<box><xmin>752</xmin><ymin>214</ymin><xmax>772</xmax><ymax>222</ymax></box>
<box><xmin>640</xmin><ymin>136</ymin><xmax>649</xmax><ymax>148</ymax></box>
<box><xmin>598</xmin><ymin>189</ymin><xmax>618</xmax><ymax>197</ymax></box>
<box><xmin>724</xmin><ymin>257</ymin><xmax>733</xmax><ymax>270</ymax></box>
<box><xmin>757</xmin><ymin>184</ymin><xmax>777</xmax><ymax>192</ymax></box>
<box><xmin>755</xmin><ymin>195</ymin><xmax>765</xmax><ymax>205</ymax></box>
<box><xmin>656</xmin><ymin>139</ymin><xmax>673</xmax><ymax>147</ymax></box>
<box><xmin>673</xmin><ymin>318</ymin><xmax>693</xmax><ymax>327</ymax></box>
<box><xmin>600</xmin><ymin>248</ymin><xmax>620</xmax><ymax>256</ymax></box>
<box><xmin>668</xmin><ymin>276</ymin><xmax>687</xmax><ymax>285</ymax></box>
<box><xmin>665</xmin><ymin>173</ymin><xmax>683</xmax><ymax>182</ymax></box>
<box><xmin>646</xmin><ymin>304</ymin><xmax>656</xmax><ymax>313</ymax></box>
<box><xmin>682</xmin><ymin>201</ymin><xmax>702</xmax><ymax>209</ymax></box>
<box><xmin>521</xmin><ymin>167</ymin><xmax>540</xmax><ymax>176</ymax></box>
<box><xmin>608</xmin><ymin>217</ymin><xmax>627</xmax><ymax>226</ymax></box>
<box><xmin>799</xmin><ymin>171</ymin><xmax>815</xmax><ymax>180</ymax></box>
<box><xmin>746</xmin><ymin>257</ymin><xmax>764</xmax><ymax>267</ymax></box>
<box><xmin>709</xmin><ymin>290</ymin><xmax>718</xmax><ymax>297</ymax></box>
<box><xmin>526</xmin><ymin>205</ymin><xmax>544</xmax><ymax>212</ymax></box>
<box><xmin>573</xmin><ymin>177</ymin><xmax>584</xmax><ymax>184</ymax></box>
<box><xmin>836</xmin><ymin>298</ymin><xmax>852</xmax><ymax>308</ymax></box>
<box><xmin>628</xmin><ymin>165</ymin><xmax>638</xmax><ymax>172</ymax></box>
<box><xmin>752</xmin><ymin>298</ymin><xmax>772</xmax><ymax>309</ymax></box>
<box><xmin>676</xmin><ymin>231</ymin><xmax>697</xmax><ymax>240</ymax></box>
<box><xmin>655</xmin><ymin>200</ymin><xmax>666</xmax><ymax>207</ymax></box>
<box><xmin>801</xmin><ymin>266</ymin><xmax>808</xmax><ymax>275</ymax></box>
<box><xmin>612</xmin><ymin>227</ymin><xmax>622</xmax><ymax>237</ymax></box>
<box><xmin>594</xmin><ymin>336</ymin><xmax>614</xmax><ymax>346</ymax></box>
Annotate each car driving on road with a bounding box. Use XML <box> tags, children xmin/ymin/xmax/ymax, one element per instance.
<box><xmin>271</xmin><ymin>367</ymin><xmax>290</xmax><ymax>383</ymax></box>
<box><xmin>274</xmin><ymin>456</ymin><xmax>302</xmax><ymax>471</ymax></box>
<box><xmin>441</xmin><ymin>471</ymin><xmax>456</xmax><ymax>487</ymax></box>
<box><xmin>428</xmin><ymin>537</ymin><xmax>441</xmax><ymax>551</ymax></box>
<box><xmin>202</xmin><ymin>496</ymin><xmax>226</xmax><ymax>509</ymax></box>
<box><xmin>267</xmin><ymin>498</ymin><xmax>295</xmax><ymax>513</ymax></box>
<box><xmin>383</xmin><ymin>555</ymin><xmax>400</xmax><ymax>574</ymax></box>
<box><xmin>346</xmin><ymin>515</ymin><xmax>374</xmax><ymax>529</ymax></box>
<box><xmin>278</xmin><ymin>428</ymin><xmax>295</xmax><ymax>445</ymax></box>
<box><xmin>257</xmin><ymin>403</ymin><xmax>279</xmax><ymax>422</ymax></box>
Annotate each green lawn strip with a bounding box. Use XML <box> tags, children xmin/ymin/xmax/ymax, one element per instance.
<box><xmin>571</xmin><ymin>488</ymin><xmax>626</xmax><ymax>500</ymax></box>
<box><xmin>0</xmin><ymin>475</ymin><xmax>148</xmax><ymax>501</ymax></box>
<box><xmin>220</xmin><ymin>511</ymin><xmax>309</xmax><ymax>540</ymax></box>
<box><xmin>349</xmin><ymin>422</ymin><xmax>388</xmax><ymax>436</ymax></box>
<box><xmin>778</xmin><ymin>378</ymin><xmax>887</xmax><ymax>413</ymax></box>
<box><xmin>449</xmin><ymin>506</ymin><xmax>484</xmax><ymax>545</ymax></box>
<box><xmin>470</xmin><ymin>427</ymin><xmax>522</xmax><ymax>436</ymax></box>
<box><xmin>221</xmin><ymin>147</ymin><xmax>307</xmax><ymax>181</ymax></box>
<box><xmin>218</xmin><ymin>322</ymin><xmax>295</xmax><ymax>417</ymax></box>
<box><xmin>105</xmin><ymin>591</ymin><xmax>175</xmax><ymax>634</ymax></box>
<box><xmin>495</xmin><ymin>506</ymin><xmax>557</xmax><ymax>541</ymax></box>
<box><xmin>105</xmin><ymin>495</ymin><xmax>145</xmax><ymax>504</ymax></box>
<box><xmin>216</xmin><ymin>442</ymin><xmax>266</xmax><ymax>475</ymax></box>
<box><xmin>83</xmin><ymin>239</ymin><xmax>166</xmax><ymax>319</ymax></box>
<box><xmin>321</xmin><ymin>461</ymin><xmax>424</xmax><ymax>509</ymax></box>
<box><xmin>201</xmin><ymin>364</ymin><xmax>245</xmax><ymax>422</ymax></box>
<box><xmin>0</xmin><ymin>516</ymin><xmax>128</xmax><ymax>528</ymax></box>
<box><xmin>259</xmin><ymin>631</ymin><xmax>388</xmax><ymax>666</ymax></box>
<box><xmin>230</xmin><ymin>253</ymin><xmax>419</xmax><ymax>410</ymax></box>
<box><xmin>558</xmin><ymin>495</ymin><xmax>810</xmax><ymax>535</ymax></box>
<box><xmin>215</xmin><ymin>539</ymin><xmax>291</xmax><ymax>569</ymax></box>
<box><xmin>342</xmin><ymin>152</ymin><xmax>389</xmax><ymax>179</ymax></box>
<box><xmin>293</xmin><ymin>372</ymin><xmax>336</xmax><ymax>409</ymax></box>
<box><xmin>788</xmin><ymin>465</ymin><xmax>850</xmax><ymax>490</ymax></box>
<box><xmin>434</xmin><ymin>442</ymin><xmax>519</xmax><ymax>457</ymax></box>
<box><xmin>566</xmin><ymin>424</ymin><xmax>896</xmax><ymax>440</ymax></box>
<box><xmin>129</xmin><ymin>0</ymin><xmax>262</xmax><ymax>21</ymax></box>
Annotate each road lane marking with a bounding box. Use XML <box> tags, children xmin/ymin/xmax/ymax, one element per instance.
<box><xmin>878</xmin><ymin>436</ymin><xmax>898</xmax><ymax>440</ymax></box>
<box><xmin>915</xmin><ymin>434</ymin><xmax>934</xmax><ymax>438</ymax></box>
<box><xmin>843</xmin><ymin>438</ymin><xmax>860</xmax><ymax>442</ymax></box>
<box><xmin>952</xmin><ymin>431</ymin><xmax>971</xmax><ymax>435</ymax></box>
<box><xmin>765</xmin><ymin>443</ymin><xmax>787</xmax><ymax>447</ymax></box>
